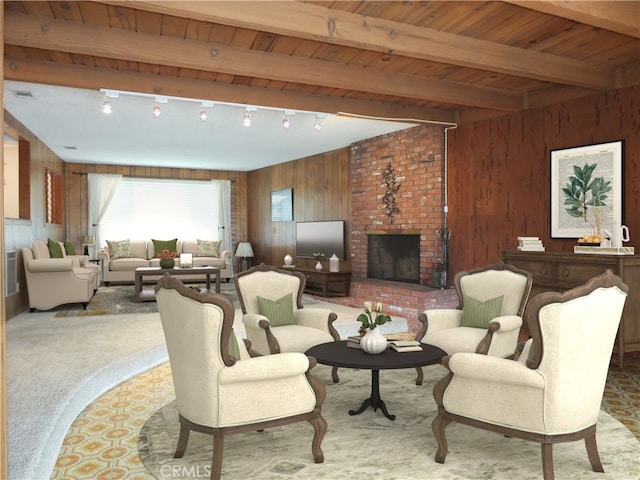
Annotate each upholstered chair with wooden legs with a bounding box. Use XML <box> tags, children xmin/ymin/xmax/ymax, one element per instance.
<box><xmin>431</xmin><ymin>270</ymin><xmax>628</xmax><ymax>480</ymax></box>
<box><xmin>235</xmin><ymin>263</ymin><xmax>341</xmax><ymax>381</ymax></box>
<box><xmin>414</xmin><ymin>262</ymin><xmax>532</xmax><ymax>385</ymax></box>
<box><xmin>155</xmin><ymin>273</ymin><xmax>328</xmax><ymax>480</ymax></box>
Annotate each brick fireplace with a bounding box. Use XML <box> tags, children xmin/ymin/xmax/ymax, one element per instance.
<box><xmin>327</xmin><ymin>123</ymin><xmax>458</xmax><ymax>332</ymax></box>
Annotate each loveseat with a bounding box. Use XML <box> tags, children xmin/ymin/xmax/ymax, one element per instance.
<box><xmin>22</xmin><ymin>241</ymin><xmax>100</xmax><ymax>311</ymax></box>
<box><xmin>99</xmin><ymin>239</ymin><xmax>233</xmax><ymax>285</ymax></box>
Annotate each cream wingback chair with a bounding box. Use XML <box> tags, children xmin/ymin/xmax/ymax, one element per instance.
<box><xmin>235</xmin><ymin>263</ymin><xmax>339</xmax><ymax>348</ymax></box>
<box><xmin>413</xmin><ymin>262</ymin><xmax>532</xmax><ymax>385</ymax></box>
<box><xmin>431</xmin><ymin>270</ymin><xmax>628</xmax><ymax>480</ymax></box>
<box><xmin>155</xmin><ymin>273</ymin><xmax>327</xmax><ymax>480</ymax></box>
<box><xmin>22</xmin><ymin>247</ymin><xmax>97</xmax><ymax>311</ymax></box>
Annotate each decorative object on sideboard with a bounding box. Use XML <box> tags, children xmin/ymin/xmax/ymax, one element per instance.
<box><xmin>81</xmin><ymin>235</ymin><xmax>95</xmax><ymax>256</ymax></box>
<box><xmin>517</xmin><ymin>236</ymin><xmax>545</xmax><ymax>252</ymax></box>
<box><xmin>329</xmin><ymin>253</ymin><xmax>339</xmax><ymax>272</ymax></box>
<box><xmin>313</xmin><ymin>252</ymin><xmax>325</xmax><ymax>271</ymax></box>
<box><xmin>382</xmin><ymin>162</ymin><xmax>401</xmax><ymax>224</ymax></box>
<box><xmin>284</xmin><ymin>254</ymin><xmax>293</xmax><ymax>266</ymax></box>
<box><xmin>235</xmin><ymin>242</ymin><xmax>254</xmax><ymax>272</ymax></box>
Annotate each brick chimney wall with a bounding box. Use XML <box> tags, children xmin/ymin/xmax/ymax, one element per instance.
<box><xmin>350</xmin><ymin>123</ymin><xmax>447</xmax><ymax>283</ymax></box>
<box><xmin>326</xmin><ymin>123</ymin><xmax>458</xmax><ymax>333</ymax></box>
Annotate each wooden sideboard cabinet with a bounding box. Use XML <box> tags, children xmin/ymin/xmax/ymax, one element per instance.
<box><xmin>291</xmin><ymin>268</ymin><xmax>351</xmax><ymax>297</ymax></box>
<box><xmin>503</xmin><ymin>251</ymin><xmax>640</xmax><ymax>369</ymax></box>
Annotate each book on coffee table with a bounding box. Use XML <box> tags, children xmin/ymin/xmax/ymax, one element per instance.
<box><xmin>388</xmin><ymin>340</ymin><xmax>422</xmax><ymax>352</ymax></box>
<box><xmin>347</xmin><ymin>335</ymin><xmax>363</xmax><ymax>349</ymax></box>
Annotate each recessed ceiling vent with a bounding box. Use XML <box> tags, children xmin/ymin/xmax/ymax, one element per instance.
<box><xmin>10</xmin><ymin>89</ymin><xmax>35</xmax><ymax>100</ymax></box>
<box><xmin>63</xmin><ymin>146</ymin><xmax>78</xmax><ymax>150</ymax></box>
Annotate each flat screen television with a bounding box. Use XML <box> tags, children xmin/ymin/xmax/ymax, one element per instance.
<box><xmin>296</xmin><ymin>220</ymin><xmax>346</xmax><ymax>260</ymax></box>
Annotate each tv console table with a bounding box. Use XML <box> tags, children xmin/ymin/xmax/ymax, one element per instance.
<box><xmin>503</xmin><ymin>251</ymin><xmax>640</xmax><ymax>369</ymax></box>
<box><xmin>288</xmin><ymin>267</ymin><xmax>351</xmax><ymax>297</ymax></box>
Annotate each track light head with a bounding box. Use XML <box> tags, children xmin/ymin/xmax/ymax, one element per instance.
<box><xmin>282</xmin><ymin>114</ymin><xmax>290</xmax><ymax>129</ymax></box>
<box><xmin>243</xmin><ymin>109</ymin><xmax>251</xmax><ymax>127</ymax></box>
<box><xmin>152</xmin><ymin>105</ymin><xmax>161</xmax><ymax>117</ymax></box>
<box><xmin>200</xmin><ymin>108</ymin><xmax>208</xmax><ymax>121</ymax></box>
<box><xmin>101</xmin><ymin>97</ymin><xmax>112</xmax><ymax>114</ymax></box>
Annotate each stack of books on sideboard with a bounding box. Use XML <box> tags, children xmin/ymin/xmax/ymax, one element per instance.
<box><xmin>517</xmin><ymin>236</ymin><xmax>546</xmax><ymax>251</ymax></box>
<box><xmin>347</xmin><ymin>336</ymin><xmax>422</xmax><ymax>352</ymax></box>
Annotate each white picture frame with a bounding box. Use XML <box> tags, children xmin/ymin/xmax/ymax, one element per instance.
<box><xmin>179</xmin><ymin>253</ymin><xmax>193</xmax><ymax>268</ymax></box>
<box><xmin>550</xmin><ymin>140</ymin><xmax>623</xmax><ymax>239</ymax></box>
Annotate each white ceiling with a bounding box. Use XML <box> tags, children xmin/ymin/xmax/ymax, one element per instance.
<box><xmin>3</xmin><ymin>80</ymin><xmax>420</xmax><ymax>171</ymax></box>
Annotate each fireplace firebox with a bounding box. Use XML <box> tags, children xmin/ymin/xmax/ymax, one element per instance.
<box><xmin>367</xmin><ymin>234</ymin><xmax>420</xmax><ymax>284</ymax></box>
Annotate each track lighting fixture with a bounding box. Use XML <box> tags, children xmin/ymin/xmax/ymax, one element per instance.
<box><xmin>314</xmin><ymin>115</ymin><xmax>322</xmax><ymax>130</ymax></box>
<box><xmin>282</xmin><ymin>113</ymin><xmax>290</xmax><ymax>129</ymax></box>
<box><xmin>243</xmin><ymin>109</ymin><xmax>251</xmax><ymax>127</ymax></box>
<box><xmin>101</xmin><ymin>96</ymin><xmax>112</xmax><ymax>114</ymax></box>
<box><xmin>152</xmin><ymin>104</ymin><xmax>161</xmax><ymax>117</ymax></box>
<box><xmin>200</xmin><ymin>108</ymin><xmax>208</xmax><ymax>121</ymax></box>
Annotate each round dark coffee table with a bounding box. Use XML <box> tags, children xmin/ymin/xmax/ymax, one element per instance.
<box><xmin>306</xmin><ymin>340</ymin><xmax>446</xmax><ymax>421</ymax></box>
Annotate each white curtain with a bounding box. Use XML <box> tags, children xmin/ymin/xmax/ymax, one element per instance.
<box><xmin>212</xmin><ymin>179</ymin><xmax>232</xmax><ymax>252</ymax></box>
<box><xmin>88</xmin><ymin>173</ymin><xmax>122</xmax><ymax>252</ymax></box>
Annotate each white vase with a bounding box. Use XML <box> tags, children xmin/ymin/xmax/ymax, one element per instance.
<box><xmin>360</xmin><ymin>327</ymin><xmax>387</xmax><ymax>354</ymax></box>
<box><xmin>284</xmin><ymin>254</ymin><xmax>293</xmax><ymax>266</ymax></box>
<box><xmin>315</xmin><ymin>261</ymin><xmax>323</xmax><ymax>271</ymax></box>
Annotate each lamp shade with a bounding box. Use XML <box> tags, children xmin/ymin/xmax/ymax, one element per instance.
<box><xmin>81</xmin><ymin>235</ymin><xmax>96</xmax><ymax>246</ymax></box>
<box><xmin>235</xmin><ymin>242</ymin><xmax>254</xmax><ymax>258</ymax></box>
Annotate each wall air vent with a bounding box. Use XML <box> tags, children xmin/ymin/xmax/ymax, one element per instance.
<box><xmin>6</xmin><ymin>250</ymin><xmax>18</xmax><ymax>296</ymax></box>
<box><xmin>10</xmin><ymin>90</ymin><xmax>35</xmax><ymax>100</ymax></box>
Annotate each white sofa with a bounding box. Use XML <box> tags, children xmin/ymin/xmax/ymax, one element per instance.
<box><xmin>99</xmin><ymin>239</ymin><xmax>233</xmax><ymax>285</ymax></box>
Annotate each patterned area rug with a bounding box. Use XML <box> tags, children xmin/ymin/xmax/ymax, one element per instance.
<box><xmin>54</xmin><ymin>282</ymin><xmax>238</xmax><ymax>317</ymax></box>
<box><xmin>138</xmin><ymin>365</ymin><xmax>640</xmax><ymax>480</ymax></box>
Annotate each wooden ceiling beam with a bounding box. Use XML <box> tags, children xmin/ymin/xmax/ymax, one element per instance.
<box><xmin>503</xmin><ymin>1</ymin><xmax>640</xmax><ymax>39</ymax></box>
<box><xmin>103</xmin><ymin>0</ymin><xmax>614</xmax><ymax>89</ymax></box>
<box><xmin>4</xmin><ymin>57</ymin><xmax>458</xmax><ymax>124</ymax></box>
<box><xmin>4</xmin><ymin>11</ymin><xmax>523</xmax><ymax>111</ymax></box>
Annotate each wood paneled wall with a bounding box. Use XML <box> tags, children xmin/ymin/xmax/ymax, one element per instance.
<box><xmin>447</xmin><ymin>85</ymin><xmax>639</xmax><ymax>275</ymax></box>
<box><xmin>4</xmin><ymin>111</ymin><xmax>66</xmax><ymax>319</ymax></box>
<box><xmin>246</xmin><ymin>147</ymin><xmax>351</xmax><ymax>269</ymax></box>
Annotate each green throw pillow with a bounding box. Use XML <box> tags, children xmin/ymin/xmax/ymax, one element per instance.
<box><xmin>196</xmin><ymin>239</ymin><xmax>221</xmax><ymax>257</ymax></box>
<box><xmin>64</xmin><ymin>241</ymin><xmax>76</xmax><ymax>255</ymax></box>
<box><xmin>152</xmin><ymin>238</ymin><xmax>178</xmax><ymax>257</ymax></box>
<box><xmin>106</xmin><ymin>239</ymin><xmax>134</xmax><ymax>260</ymax></box>
<box><xmin>228</xmin><ymin>330</ymin><xmax>241</xmax><ymax>360</ymax></box>
<box><xmin>47</xmin><ymin>238</ymin><xmax>64</xmax><ymax>258</ymax></box>
<box><xmin>257</xmin><ymin>293</ymin><xmax>295</xmax><ymax>327</ymax></box>
<box><xmin>461</xmin><ymin>294</ymin><xmax>504</xmax><ymax>328</ymax></box>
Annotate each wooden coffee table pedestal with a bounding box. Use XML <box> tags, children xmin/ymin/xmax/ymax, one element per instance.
<box><xmin>349</xmin><ymin>369</ymin><xmax>395</xmax><ymax>420</ymax></box>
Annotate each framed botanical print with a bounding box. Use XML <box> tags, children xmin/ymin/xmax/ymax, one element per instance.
<box><xmin>550</xmin><ymin>140</ymin><xmax>623</xmax><ymax>238</ymax></box>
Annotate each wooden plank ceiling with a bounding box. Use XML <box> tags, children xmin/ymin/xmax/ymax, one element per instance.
<box><xmin>3</xmin><ymin>1</ymin><xmax>640</xmax><ymax>125</ymax></box>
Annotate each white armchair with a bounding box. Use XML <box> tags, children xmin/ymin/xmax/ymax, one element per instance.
<box><xmin>431</xmin><ymin>270</ymin><xmax>628</xmax><ymax>480</ymax></box>
<box><xmin>414</xmin><ymin>262</ymin><xmax>532</xmax><ymax>384</ymax></box>
<box><xmin>21</xmin><ymin>247</ymin><xmax>97</xmax><ymax>311</ymax></box>
<box><xmin>234</xmin><ymin>264</ymin><xmax>340</xmax><ymax>353</ymax></box>
<box><xmin>155</xmin><ymin>273</ymin><xmax>327</xmax><ymax>480</ymax></box>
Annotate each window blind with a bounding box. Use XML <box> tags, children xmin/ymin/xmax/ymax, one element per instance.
<box><xmin>99</xmin><ymin>177</ymin><xmax>220</xmax><ymax>245</ymax></box>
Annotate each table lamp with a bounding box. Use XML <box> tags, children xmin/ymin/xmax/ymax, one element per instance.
<box><xmin>235</xmin><ymin>242</ymin><xmax>254</xmax><ymax>271</ymax></box>
<box><xmin>81</xmin><ymin>235</ymin><xmax>96</xmax><ymax>257</ymax></box>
